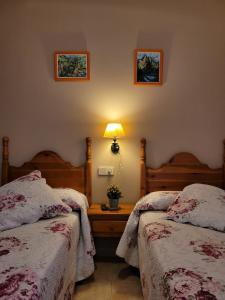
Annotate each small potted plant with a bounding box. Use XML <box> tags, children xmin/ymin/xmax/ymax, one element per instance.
<box><xmin>107</xmin><ymin>185</ymin><xmax>122</xmax><ymax>209</ymax></box>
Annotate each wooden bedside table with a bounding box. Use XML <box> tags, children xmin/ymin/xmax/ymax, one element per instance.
<box><xmin>88</xmin><ymin>203</ymin><xmax>134</xmax><ymax>238</ymax></box>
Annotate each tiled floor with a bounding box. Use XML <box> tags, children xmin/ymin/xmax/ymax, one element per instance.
<box><xmin>74</xmin><ymin>261</ymin><xmax>143</xmax><ymax>300</ymax></box>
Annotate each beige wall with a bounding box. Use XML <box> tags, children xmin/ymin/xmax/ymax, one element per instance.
<box><xmin>0</xmin><ymin>0</ymin><xmax>225</xmax><ymax>203</ymax></box>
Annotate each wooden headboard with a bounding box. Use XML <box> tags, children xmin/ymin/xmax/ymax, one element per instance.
<box><xmin>1</xmin><ymin>137</ymin><xmax>92</xmax><ymax>205</ymax></box>
<box><xmin>140</xmin><ymin>138</ymin><xmax>225</xmax><ymax>196</ymax></box>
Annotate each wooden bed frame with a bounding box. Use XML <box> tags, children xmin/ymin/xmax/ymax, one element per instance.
<box><xmin>1</xmin><ymin>136</ymin><xmax>92</xmax><ymax>205</ymax></box>
<box><xmin>140</xmin><ymin>138</ymin><xmax>225</xmax><ymax>196</ymax></box>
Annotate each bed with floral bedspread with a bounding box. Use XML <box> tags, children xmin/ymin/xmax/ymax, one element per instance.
<box><xmin>0</xmin><ymin>171</ymin><xmax>95</xmax><ymax>300</ymax></box>
<box><xmin>139</xmin><ymin>211</ymin><xmax>225</xmax><ymax>300</ymax></box>
<box><xmin>117</xmin><ymin>184</ymin><xmax>225</xmax><ymax>300</ymax></box>
<box><xmin>0</xmin><ymin>214</ymin><xmax>80</xmax><ymax>300</ymax></box>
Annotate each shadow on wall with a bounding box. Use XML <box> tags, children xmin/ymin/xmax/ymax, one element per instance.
<box><xmin>40</xmin><ymin>32</ymin><xmax>87</xmax><ymax>78</ymax></box>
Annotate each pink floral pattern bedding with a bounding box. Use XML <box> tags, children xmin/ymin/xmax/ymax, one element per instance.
<box><xmin>0</xmin><ymin>172</ymin><xmax>72</xmax><ymax>232</ymax></box>
<box><xmin>0</xmin><ymin>213</ymin><xmax>95</xmax><ymax>300</ymax></box>
<box><xmin>139</xmin><ymin>212</ymin><xmax>225</xmax><ymax>299</ymax></box>
<box><xmin>166</xmin><ymin>184</ymin><xmax>225</xmax><ymax>232</ymax></box>
<box><xmin>116</xmin><ymin>191</ymin><xmax>179</xmax><ymax>266</ymax></box>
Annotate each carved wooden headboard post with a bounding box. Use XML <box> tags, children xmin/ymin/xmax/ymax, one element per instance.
<box><xmin>86</xmin><ymin>137</ymin><xmax>92</xmax><ymax>203</ymax></box>
<box><xmin>140</xmin><ymin>138</ymin><xmax>146</xmax><ymax>197</ymax></box>
<box><xmin>223</xmin><ymin>139</ymin><xmax>225</xmax><ymax>189</ymax></box>
<box><xmin>1</xmin><ymin>136</ymin><xmax>9</xmax><ymax>185</ymax></box>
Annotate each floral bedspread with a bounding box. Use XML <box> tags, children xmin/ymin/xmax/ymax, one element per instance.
<box><xmin>116</xmin><ymin>196</ymin><xmax>162</xmax><ymax>267</ymax></box>
<box><xmin>134</xmin><ymin>211</ymin><xmax>225</xmax><ymax>299</ymax></box>
<box><xmin>69</xmin><ymin>199</ymin><xmax>95</xmax><ymax>282</ymax></box>
<box><xmin>0</xmin><ymin>213</ymin><xmax>95</xmax><ymax>300</ymax></box>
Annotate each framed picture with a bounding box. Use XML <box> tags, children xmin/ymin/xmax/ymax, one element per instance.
<box><xmin>134</xmin><ymin>49</ymin><xmax>163</xmax><ymax>85</ymax></box>
<box><xmin>54</xmin><ymin>51</ymin><xmax>90</xmax><ymax>81</ymax></box>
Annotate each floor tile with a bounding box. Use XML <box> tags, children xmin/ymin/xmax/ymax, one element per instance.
<box><xmin>74</xmin><ymin>261</ymin><xmax>143</xmax><ymax>300</ymax></box>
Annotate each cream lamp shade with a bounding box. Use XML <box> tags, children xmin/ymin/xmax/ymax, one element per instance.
<box><xmin>103</xmin><ymin>123</ymin><xmax>125</xmax><ymax>139</ymax></box>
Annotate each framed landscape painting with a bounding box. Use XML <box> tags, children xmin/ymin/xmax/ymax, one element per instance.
<box><xmin>134</xmin><ymin>49</ymin><xmax>163</xmax><ymax>85</ymax></box>
<box><xmin>54</xmin><ymin>51</ymin><xmax>90</xmax><ymax>81</ymax></box>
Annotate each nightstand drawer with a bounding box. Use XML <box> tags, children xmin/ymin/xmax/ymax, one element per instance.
<box><xmin>91</xmin><ymin>220</ymin><xmax>127</xmax><ymax>236</ymax></box>
<box><xmin>88</xmin><ymin>204</ymin><xmax>134</xmax><ymax>238</ymax></box>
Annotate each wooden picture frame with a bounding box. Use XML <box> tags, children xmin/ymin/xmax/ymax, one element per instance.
<box><xmin>134</xmin><ymin>49</ymin><xmax>163</xmax><ymax>85</ymax></box>
<box><xmin>54</xmin><ymin>51</ymin><xmax>90</xmax><ymax>81</ymax></box>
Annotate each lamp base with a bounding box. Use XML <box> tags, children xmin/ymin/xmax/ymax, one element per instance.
<box><xmin>111</xmin><ymin>140</ymin><xmax>120</xmax><ymax>154</ymax></box>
